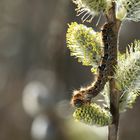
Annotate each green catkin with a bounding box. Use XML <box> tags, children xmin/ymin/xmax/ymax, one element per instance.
<box><xmin>73</xmin><ymin>103</ymin><xmax>112</xmax><ymax>126</ymax></box>
<box><xmin>116</xmin><ymin>50</ymin><xmax>140</xmax><ymax>92</ymax></box>
<box><xmin>101</xmin><ymin>41</ymin><xmax>140</xmax><ymax>112</ymax></box>
<box><xmin>115</xmin><ymin>41</ymin><xmax>140</xmax><ymax>111</ymax></box>
<box><xmin>72</xmin><ymin>0</ymin><xmax>111</xmax><ymax>22</ymax></box>
<box><xmin>66</xmin><ymin>22</ymin><xmax>102</xmax><ymax>73</ymax></box>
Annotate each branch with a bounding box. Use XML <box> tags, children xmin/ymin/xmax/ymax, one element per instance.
<box><xmin>106</xmin><ymin>2</ymin><xmax>121</xmax><ymax>140</ymax></box>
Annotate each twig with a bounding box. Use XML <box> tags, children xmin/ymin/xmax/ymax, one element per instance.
<box><xmin>106</xmin><ymin>2</ymin><xmax>121</xmax><ymax>140</ymax></box>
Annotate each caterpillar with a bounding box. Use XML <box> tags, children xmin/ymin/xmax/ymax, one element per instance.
<box><xmin>71</xmin><ymin>22</ymin><xmax>116</xmax><ymax>107</ymax></box>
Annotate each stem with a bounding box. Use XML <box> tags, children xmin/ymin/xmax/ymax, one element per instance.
<box><xmin>106</xmin><ymin>2</ymin><xmax>121</xmax><ymax>140</ymax></box>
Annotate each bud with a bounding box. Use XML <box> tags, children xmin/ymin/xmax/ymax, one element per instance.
<box><xmin>116</xmin><ymin>0</ymin><xmax>140</xmax><ymax>22</ymax></box>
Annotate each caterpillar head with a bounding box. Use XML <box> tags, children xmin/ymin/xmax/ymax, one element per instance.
<box><xmin>71</xmin><ymin>90</ymin><xmax>91</xmax><ymax>107</ymax></box>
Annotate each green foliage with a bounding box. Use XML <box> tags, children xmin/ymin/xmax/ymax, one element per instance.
<box><xmin>66</xmin><ymin>22</ymin><xmax>102</xmax><ymax>73</ymax></box>
<box><xmin>116</xmin><ymin>0</ymin><xmax>140</xmax><ymax>21</ymax></box>
<box><xmin>73</xmin><ymin>103</ymin><xmax>112</xmax><ymax>126</ymax></box>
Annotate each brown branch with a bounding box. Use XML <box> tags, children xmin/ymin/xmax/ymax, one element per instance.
<box><xmin>106</xmin><ymin>2</ymin><xmax>121</xmax><ymax>140</ymax></box>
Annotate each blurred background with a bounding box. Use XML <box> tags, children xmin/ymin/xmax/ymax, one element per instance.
<box><xmin>0</xmin><ymin>0</ymin><xmax>140</xmax><ymax>140</ymax></box>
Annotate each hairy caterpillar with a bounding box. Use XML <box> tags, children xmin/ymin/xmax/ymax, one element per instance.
<box><xmin>73</xmin><ymin>103</ymin><xmax>112</xmax><ymax>126</ymax></box>
<box><xmin>71</xmin><ymin>22</ymin><xmax>116</xmax><ymax>107</ymax></box>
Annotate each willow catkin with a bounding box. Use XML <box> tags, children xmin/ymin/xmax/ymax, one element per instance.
<box><xmin>72</xmin><ymin>0</ymin><xmax>111</xmax><ymax>22</ymax></box>
<box><xmin>73</xmin><ymin>103</ymin><xmax>112</xmax><ymax>126</ymax></box>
